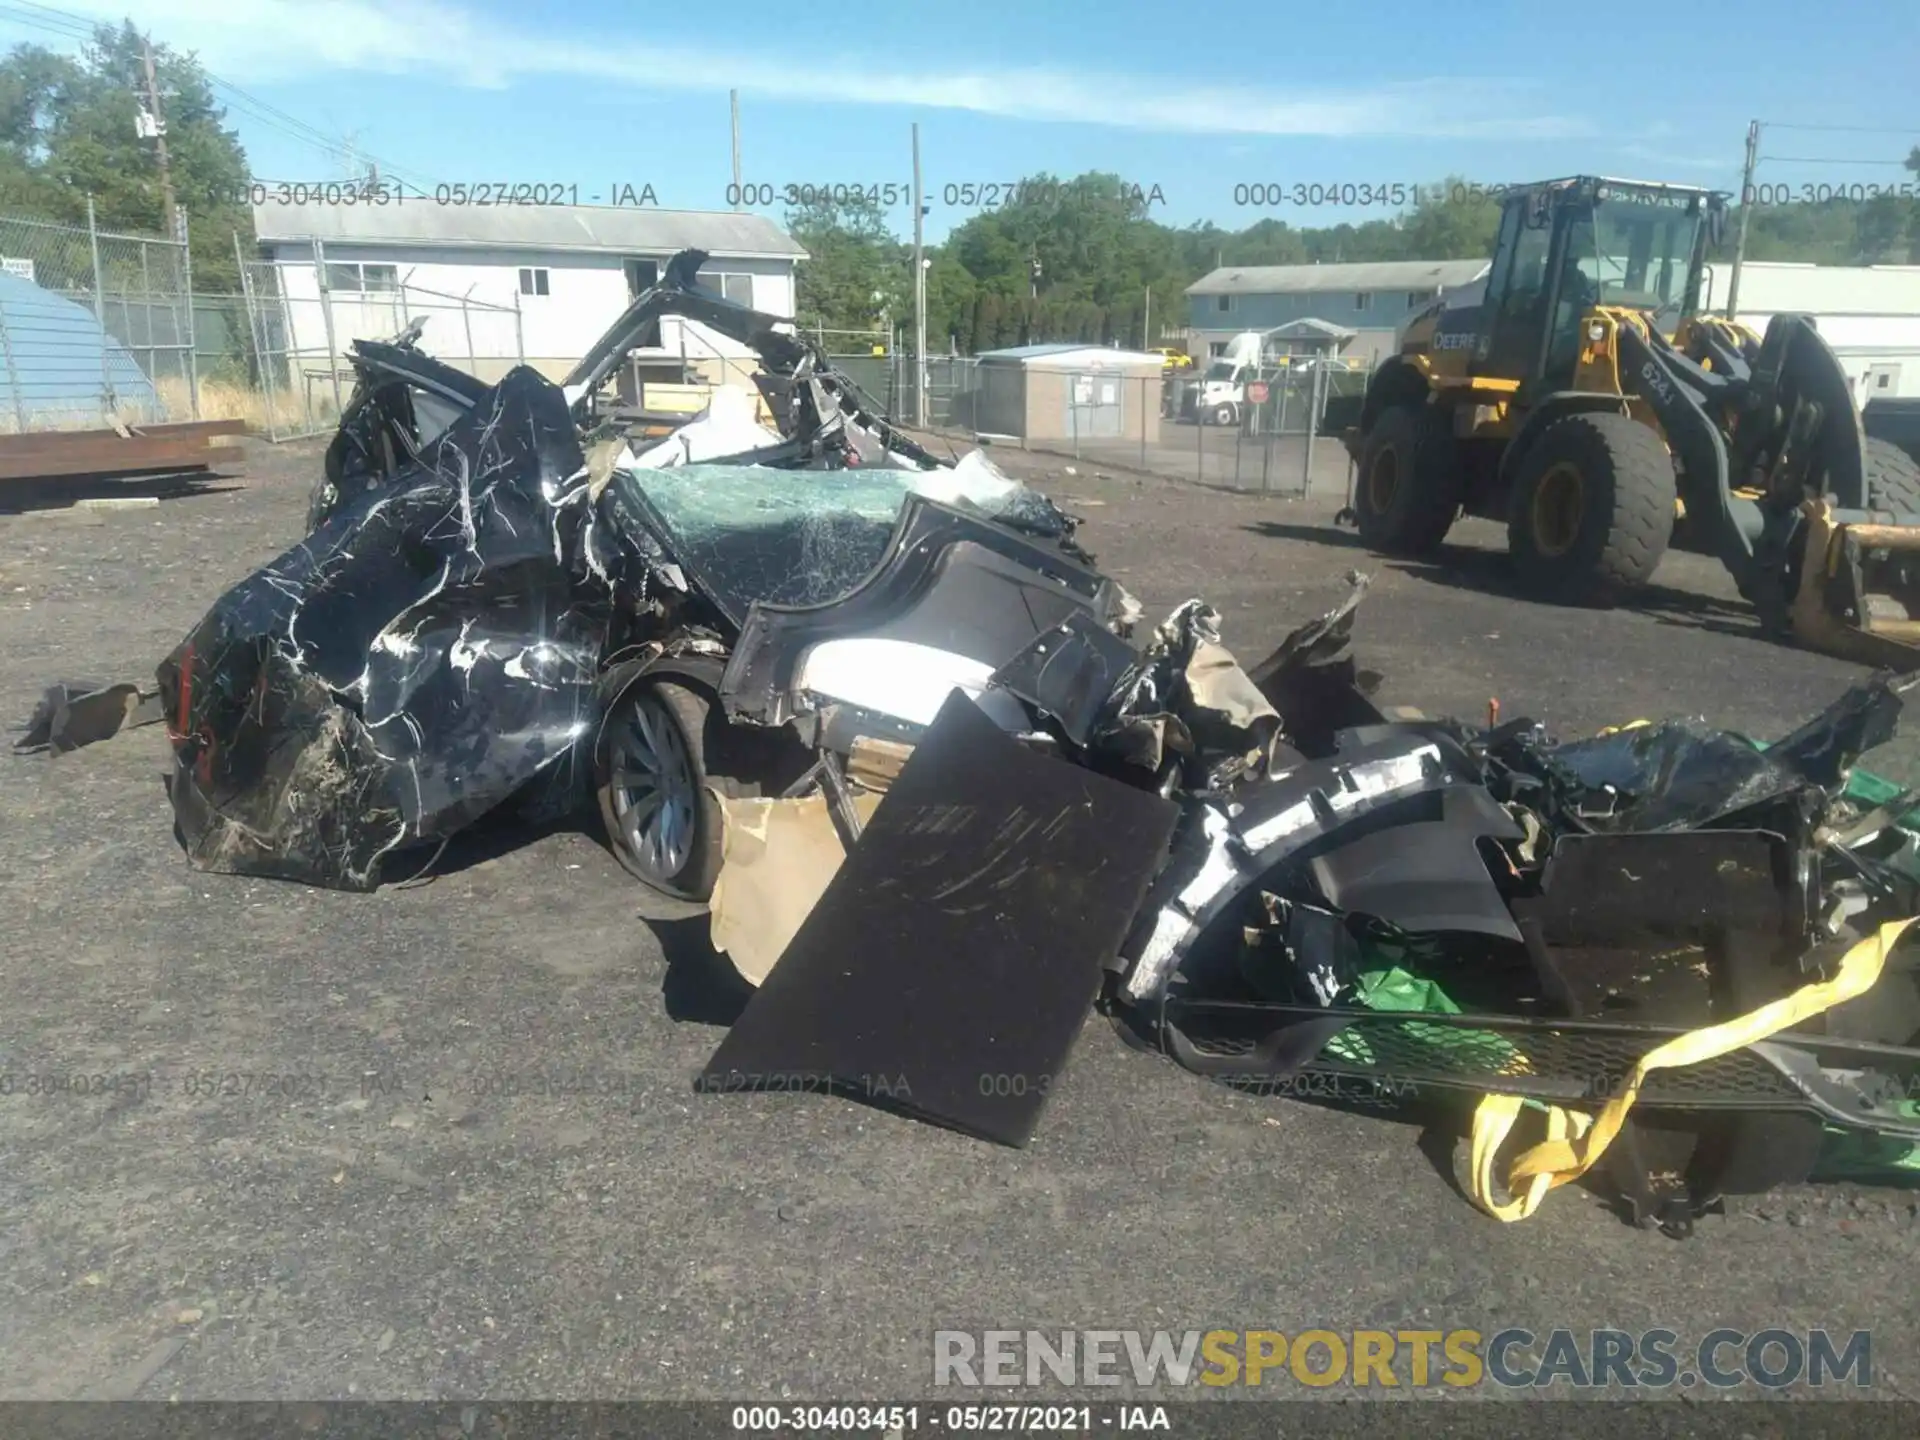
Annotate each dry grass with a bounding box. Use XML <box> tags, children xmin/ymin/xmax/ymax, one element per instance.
<box><xmin>0</xmin><ymin>376</ymin><xmax>342</xmax><ymax>436</ymax></box>
<box><xmin>157</xmin><ymin>376</ymin><xmax>339</xmax><ymax>433</ymax></box>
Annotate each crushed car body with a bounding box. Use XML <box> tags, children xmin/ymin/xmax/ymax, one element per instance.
<box><xmin>30</xmin><ymin>248</ymin><xmax>1920</xmax><ymax>1223</ymax></box>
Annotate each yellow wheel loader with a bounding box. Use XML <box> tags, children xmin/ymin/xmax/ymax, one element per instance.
<box><xmin>1341</xmin><ymin>175</ymin><xmax>1920</xmax><ymax>667</ymax></box>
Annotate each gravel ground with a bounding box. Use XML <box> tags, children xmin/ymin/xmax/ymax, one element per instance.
<box><xmin>1</xmin><ymin>439</ymin><xmax>1916</xmax><ymax>1404</ymax></box>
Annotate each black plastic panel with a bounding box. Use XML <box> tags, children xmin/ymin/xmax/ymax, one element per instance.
<box><xmin>700</xmin><ymin>691</ymin><xmax>1179</xmax><ymax>1146</ymax></box>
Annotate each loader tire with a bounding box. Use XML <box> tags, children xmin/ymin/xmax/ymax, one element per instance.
<box><xmin>1353</xmin><ymin>402</ymin><xmax>1463</xmax><ymax>556</ymax></box>
<box><xmin>1866</xmin><ymin>436</ymin><xmax>1920</xmax><ymax>516</ymax></box>
<box><xmin>1507</xmin><ymin>412</ymin><xmax>1675</xmax><ymax>601</ymax></box>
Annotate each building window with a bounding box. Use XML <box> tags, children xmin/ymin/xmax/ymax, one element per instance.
<box><xmin>1215</xmin><ymin>294</ymin><xmax>1231</xmax><ymax>313</ymax></box>
<box><xmin>1407</xmin><ymin>290</ymin><xmax>1433</xmax><ymax>307</ymax></box>
<box><xmin>1355</xmin><ymin>292</ymin><xmax>1372</xmax><ymax>312</ymax></box>
<box><xmin>1208</xmin><ymin>341</ymin><xmax>1227</xmax><ymax>357</ymax></box>
<box><xmin>695</xmin><ymin>272</ymin><xmax>754</xmax><ymax>307</ymax></box>
<box><xmin>519</xmin><ymin>267</ymin><xmax>550</xmax><ymax>296</ymax></box>
<box><xmin>322</xmin><ymin>262</ymin><xmax>397</xmax><ymax>294</ymax></box>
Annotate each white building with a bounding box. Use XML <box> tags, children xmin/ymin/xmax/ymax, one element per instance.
<box><xmin>250</xmin><ymin>199</ymin><xmax>808</xmax><ymax>383</ymax></box>
<box><xmin>1185</xmin><ymin>260</ymin><xmax>1491</xmax><ymax>367</ymax></box>
<box><xmin>1704</xmin><ymin>260</ymin><xmax>1920</xmax><ymax>400</ymax></box>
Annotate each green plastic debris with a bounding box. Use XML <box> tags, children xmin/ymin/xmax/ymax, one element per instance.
<box><xmin>1843</xmin><ymin>767</ymin><xmax>1920</xmax><ymax>829</ymax></box>
<box><xmin>1813</xmin><ymin>1102</ymin><xmax>1920</xmax><ymax>1183</ymax></box>
<box><xmin>1323</xmin><ymin>933</ymin><xmax>1521</xmax><ymax>1074</ymax></box>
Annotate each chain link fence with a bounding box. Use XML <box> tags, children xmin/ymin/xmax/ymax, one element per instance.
<box><xmin>235</xmin><ymin>240</ymin><xmax>527</xmax><ymax>441</ymax></box>
<box><xmin>0</xmin><ymin>209</ymin><xmax>198</xmax><ymax>431</ymax></box>
<box><xmin>902</xmin><ymin>354</ymin><xmax>1374</xmax><ymax>497</ymax></box>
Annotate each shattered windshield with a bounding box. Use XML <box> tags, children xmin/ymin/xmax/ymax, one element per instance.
<box><xmin>612</xmin><ymin>454</ymin><xmax>1070</xmax><ymax>623</ymax></box>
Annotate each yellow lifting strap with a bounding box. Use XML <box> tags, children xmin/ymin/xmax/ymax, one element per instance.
<box><xmin>1468</xmin><ymin>917</ymin><xmax>1916</xmax><ymax>1222</ymax></box>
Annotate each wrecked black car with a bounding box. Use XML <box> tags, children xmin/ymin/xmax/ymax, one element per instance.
<box><xmin>32</xmin><ymin>249</ymin><xmax>1920</xmax><ymax>1226</ymax></box>
<box><xmin>158</xmin><ymin>250</ymin><xmax>1232</xmax><ymax>901</ymax></box>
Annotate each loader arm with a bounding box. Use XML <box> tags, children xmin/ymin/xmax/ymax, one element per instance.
<box><xmin>1614</xmin><ymin>319</ymin><xmax>1771</xmax><ymax>616</ymax></box>
<box><xmin>1621</xmin><ymin>311</ymin><xmax>1920</xmax><ymax>666</ymax></box>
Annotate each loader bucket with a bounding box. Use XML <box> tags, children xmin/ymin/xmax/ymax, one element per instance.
<box><xmin>1791</xmin><ymin>500</ymin><xmax>1920</xmax><ymax>669</ymax></box>
<box><xmin>1723</xmin><ymin>316</ymin><xmax>1920</xmax><ymax>667</ymax></box>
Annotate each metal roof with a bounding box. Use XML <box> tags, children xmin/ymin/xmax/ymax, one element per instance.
<box><xmin>976</xmin><ymin>343</ymin><xmax>1091</xmax><ymax>360</ymax></box>
<box><xmin>1186</xmin><ymin>259</ymin><xmax>1489</xmax><ymax>297</ymax></box>
<box><xmin>976</xmin><ymin>343</ymin><xmax>1166</xmax><ymax>368</ymax></box>
<box><xmin>1267</xmin><ymin>318</ymin><xmax>1358</xmax><ymax>341</ymax></box>
<box><xmin>1700</xmin><ymin>261</ymin><xmax>1920</xmax><ymax>317</ymax></box>
<box><xmin>252</xmin><ymin>199</ymin><xmax>808</xmax><ymax>261</ymax></box>
<box><xmin>0</xmin><ymin>271</ymin><xmax>160</xmax><ymax>426</ymax></box>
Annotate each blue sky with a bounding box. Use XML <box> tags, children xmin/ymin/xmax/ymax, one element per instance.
<box><xmin>4</xmin><ymin>0</ymin><xmax>1917</xmax><ymax>241</ymax></box>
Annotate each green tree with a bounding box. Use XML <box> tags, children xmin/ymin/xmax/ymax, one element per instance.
<box><xmin>788</xmin><ymin>164</ymin><xmax>1920</xmax><ymax>359</ymax></box>
<box><xmin>0</xmin><ymin>23</ymin><xmax>253</xmax><ymax>290</ymax></box>
<box><xmin>923</xmin><ymin>250</ymin><xmax>976</xmax><ymax>353</ymax></box>
<box><xmin>785</xmin><ymin>189</ymin><xmax>905</xmax><ymax>337</ymax></box>
<box><xmin>1397</xmin><ymin>178</ymin><xmax>1504</xmax><ymax>260</ymax></box>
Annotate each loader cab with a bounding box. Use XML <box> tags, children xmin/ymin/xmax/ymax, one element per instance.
<box><xmin>1474</xmin><ymin>178</ymin><xmax>1721</xmax><ymax>395</ymax></box>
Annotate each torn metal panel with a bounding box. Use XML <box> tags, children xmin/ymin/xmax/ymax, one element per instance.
<box><xmin>1118</xmin><ymin>728</ymin><xmax>1477</xmax><ymax>1003</ymax></box>
<box><xmin>1305</xmin><ymin>785</ymin><xmax>1526</xmax><ymax>942</ymax></box>
<box><xmin>716</xmin><ymin>495</ymin><xmax>1125</xmax><ymax>726</ymax></box>
<box><xmin>13</xmin><ymin>681</ymin><xmax>160</xmax><ymax>754</ymax></box>
<box><xmin>310</xmin><ymin>331</ymin><xmax>491</xmax><ymax>531</ymax></box>
<box><xmin>1082</xmin><ymin>598</ymin><xmax>1276</xmax><ymax>782</ymax></box>
<box><xmin>986</xmin><ymin>611</ymin><xmax>1140</xmax><ymax>746</ymax></box>
<box><xmin>1245</xmin><ymin>569</ymin><xmax>1373</xmax><ymax>686</ymax></box>
<box><xmin>158</xmin><ymin>367</ymin><xmax>601</xmax><ymax>891</ymax></box>
<box><xmin>1185</xmin><ymin>636</ymin><xmax>1280</xmax><ymax>741</ymax></box>
<box><xmin>709</xmin><ymin>789</ymin><xmax>884</xmax><ymax>987</ymax></box>
<box><xmin>1538</xmin><ymin>721</ymin><xmax>1813</xmax><ymax>832</ymax></box>
<box><xmin>700</xmin><ymin>691</ymin><xmax>1179</xmax><ymax>1147</ymax></box>
<box><xmin>1768</xmin><ymin>670</ymin><xmax>1913</xmax><ymax>789</ymax></box>
<box><xmin>1242</xmin><ymin>571</ymin><xmax>1385</xmax><ymax>758</ymax></box>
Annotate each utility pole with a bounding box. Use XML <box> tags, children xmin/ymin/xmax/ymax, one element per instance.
<box><xmin>1143</xmin><ymin>285</ymin><xmax>1151</xmax><ymax>350</ymax></box>
<box><xmin>140</xmin><ymin>35</ymin><xmax>178</xmax><ymax>241</ymax></box>
<box><xmin>729</xmin><ymin>90</ymin><xmax>742</xmax><ymax>207</ymax></box>
<box><xmin>1726</xmin><ymin>119</ymin><xmax>1761</xmax><ymax>320</ymax></box>
<box><xmin>912</xmin><ymin>122</ymin><xmax>926</xmax><ymax>428</ymax></box>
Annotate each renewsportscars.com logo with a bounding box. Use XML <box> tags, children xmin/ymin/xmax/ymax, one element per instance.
<box><xmin>932</xmin><ymin>1328</ymin><xmax>1872</xmax><ymax>1391</ymax></box>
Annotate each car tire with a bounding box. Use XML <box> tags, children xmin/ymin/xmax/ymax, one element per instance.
<box><xmin>1353</xmin><ymin>401</ymin><xmax>1463</xmax><ymax>556</ymax></box>
<box><xmin>1211</xmin><ymin>403</ymin><xmax>1235</xmax><ymax>427</ymax></box>
<box><xmin>1507</xmin><ymin>411</ymin><xmax>1675</xmax><ymax>600</ymax></box>
<box><xmin>595</xmin><ymin>676</ymin><xmax>724</xmax><ymax>901</ymax></box>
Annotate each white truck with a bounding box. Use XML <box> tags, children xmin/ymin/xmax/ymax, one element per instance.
<box><xmin>1179</xmin><ymin>331</ymin><xmax>1270</xmax><ymax>426</ymax></box>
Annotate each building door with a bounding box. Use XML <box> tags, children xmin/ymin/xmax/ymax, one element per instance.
<box><xmin>623</xmin><ymin>259</ymin><xmax>661</xmax><ymax>347</ymax></box>
<box><xmin>1066</xmin><ymin>372</ymin><xmax>1123</xmax><ymax>438</ymax></box>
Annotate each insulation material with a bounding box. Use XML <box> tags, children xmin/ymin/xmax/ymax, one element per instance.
<box><xmin>625</xmin><ymin>385</ymin><xmax>782</xmax><ymax>468</ymax></box>
<box><xmin>846</xmin><ymin>736</ymin><xmax>914</xmax><ymax>792</ymax></box>
<box><xmin>708</xmin><ymin>789</ymin><xmax>883</xmax><ymax>987</ymax></box>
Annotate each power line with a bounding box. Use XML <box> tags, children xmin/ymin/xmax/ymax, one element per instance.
<box><xmin>0</xmin><ymin>0</ymin><xmax>440</xmax><ymax>188</ymax></box>
<box><xmin>1763</xmin><ymin>122</ymin><xmax>1920</xmax><ymax>136</ymax></box>
<box><xmin>1760</xmin><ymin>155</ymin><xmax>1915</xmax><ymax>167</ymax></box>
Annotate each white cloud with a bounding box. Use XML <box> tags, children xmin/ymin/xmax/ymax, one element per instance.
<box><xmin>36</xmin><ymin>0</ymin><xmax>1587</xmax><ymax>139</ymax></box>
